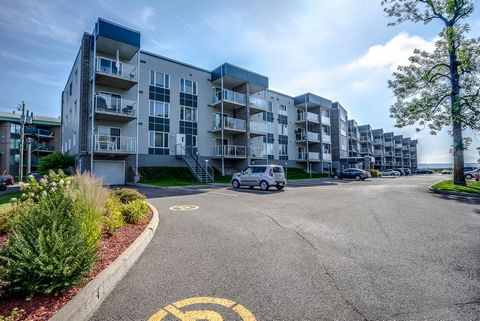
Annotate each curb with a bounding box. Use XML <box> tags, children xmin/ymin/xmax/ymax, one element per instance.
<box><xmin>134</xmin><ymin>182</ymin><xmax>230</xmax><ymax>189</ymax></box>
<box><xmin>49</xmin><ymin>203</ymin><xmax>159</xmax><ymax>321</ymax></box>
<box><xmin>428</xmin><ymin>182</ymin><xmax>480</xmax><ymax>199</ymax></box>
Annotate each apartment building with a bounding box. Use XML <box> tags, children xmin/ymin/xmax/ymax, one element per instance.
<box><xmin>383</xmin><ymin>132</ymin><xmax>395</xmax><ymax>169</ymax></box>
<box><xmin>0</xmin><ymin>111</ymin><xmax>61</xmax><ymax>177</ymax></box>
<box><xmin>62</xmin><ymin>18</ymin><xmax>419</xmax><ymax>184</ymax></box>
<box><xmin>372</xmin><ymin>128</ymin><xmax>385</xmax><ymax>170</ymax></box>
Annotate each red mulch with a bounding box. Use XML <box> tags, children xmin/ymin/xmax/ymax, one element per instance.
<box><xmin>0</xmin><ymin>210</ymin><xmax>153</xmax><ymax>321</ymax></box>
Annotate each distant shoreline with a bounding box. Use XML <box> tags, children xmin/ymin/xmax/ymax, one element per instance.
<box><xmin>419</xmin><ymin>163</ymin><xmax>479</xmax><ymax>169</ymax></box>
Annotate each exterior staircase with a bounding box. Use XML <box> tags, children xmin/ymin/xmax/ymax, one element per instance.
<box><xmin>176</xmin><ymin>144</ymin><xmax>214</xmax><ymax>183</ymax></box>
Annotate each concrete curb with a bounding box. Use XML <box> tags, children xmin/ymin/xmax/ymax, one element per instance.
<box><xmin>135</xmin><ymin>182</ymin><xmax>230</xmax><ymax>189</ymax></box>
<box><xmin>428</xmin><ymin>181</ymin><xmax>480</xmax><ymax>199</ymax></box>
<box><xmin>49</xmin><ymin>202</ymin><xmax>159</xmax><ymax>321</ymax></box>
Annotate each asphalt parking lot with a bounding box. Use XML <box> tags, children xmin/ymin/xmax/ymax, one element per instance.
<box><xmin>90</xmin><ymin>175</ymin><xmax>480</xmax><ymax>321</ymax></box>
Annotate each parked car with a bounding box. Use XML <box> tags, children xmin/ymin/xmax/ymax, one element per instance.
<box><xmin>393</xmin><ymin>168</ymin><xmax>406</xmax><ymax>176</ymax></box>
<box><xmin>402</xmin><ymin>168</ymin><xmax>411</xmax><ymax>176</ymax></box>
<box><xmin>441</xmin><ymin>169</ymin><xmax>453</xmax><ymax>174</ymax></box>
<box><xmin>464</xmin><ymin>166</ymin><xmax>480</xmax><ymax>172</ymax></box>
<box><xmin>331</xmin><ymin>168</ymin><xmax>371</xmax><ymax>181</ymax></box>
<box><xmin>26</xmin><ymin>171</ymin><xmax>42</xmax><ymax>182</ymax></box>
<box><xmin>382</xmin><ymin>169</ymin><xmax>400</xmax><ymax>176</ymax></box>
<box><xmin>231</xmin><ymin>165</ymin><xmax>287</xmax><ymax>191</ymax></box>
<box><xmin>0</xmin><ymin>174</ymin><xmax>14</xmax><ymax>185</ymax></box>
<box><xmin>416</xmin><ymin>169</ymin><xmax>433</xmax><ymax>174</ymax></box>
<box><xmin>464</xmin><ymin>168</ymin><xmax>480</xmax><ymax>180</ymax></box>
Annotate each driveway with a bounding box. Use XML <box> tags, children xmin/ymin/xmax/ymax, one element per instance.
<box><xmin>90</xmin><ymin>175</ymin><xmax>480</xmax><ymax>321</ymax></box>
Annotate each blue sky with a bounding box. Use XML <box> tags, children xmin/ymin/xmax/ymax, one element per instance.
<box><xmin>0</xmin><ymin>0</ymin><xmax>479</xmax><ymax>164</ymax></box>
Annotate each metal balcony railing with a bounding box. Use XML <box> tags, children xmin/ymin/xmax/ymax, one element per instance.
<box><xmin>321</xmin><ymin>115</ymin><xmax>330</xmax><ymax>124</ymax></box>
<box><xmin>94</xmin><ymin>135</ymin><xmax>136</xmax><ymax>153</ymax></box>
<box><xmin>323</xmin><ymin>153</ymin><xmax>332</xmax><ymax>161</ymax></box>
<box><xmin>214</xmin><ymin>89</ymin><xmax>246</xmax><ymax>105</ymax></box>
<box><xmin>212</xmin><ymin>116</ymin><xmax>246</xmax><ymax>131</ymax></box>
<box><xmin>250</xmin><ymin>122</ymin><xmax>267</xmax><ymax>133</ymax></box>
<box><xmin>248</xmin><ymin>96</ymin><xmax>268</xmax><ymax>111</ymax></box>
<box><xmin>211</xmin><ymin>145</ymin><xmax>246</xmax><ymax>158</ymax></box>
<box><xmin>322</xmin><ymin>134</ymin><xmax>331</xmax><ymax>143</ymax></box>
<box><xmin>96</xmin><ymin>57</ymin><xmax>137</xmax><ymax>81</ymax></box>
<box><xmin>95</xmin><ymin>95</ymin><xmax>136</xmax><ymax>116</ymax></box>
<box><xmin>250</xmin><ymin>148</ymin><xmax>267</xmax><ymax>158</ymax></box>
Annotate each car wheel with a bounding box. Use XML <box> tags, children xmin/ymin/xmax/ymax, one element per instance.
<box><xmin>232</xmin><ymin>179</ymin><xmax>240</xmax><ymax>189</ymax></box>
<box><xmin>355</xmin><ymin>175</ymin><xmax>361</xmax><ymax>181</ymax></box>
<box><xmin>466</xmin><ymin>174</ymin><xmax>473</xmax><ymax>179</ymax></box>
<box><xmin>391</xmin><ymin>173</ymin><xmax>395</xmax><ymax>176</ymax></box>
<box><xmin>260</xmin><ymin>180</ymin><xmax>269</xmax><ymax>191</ymax></box>
<box><xmin>333</xmin><ymin>174</ymin><xmax>339</xmax><ymax>180</ymax></box>
<box><xmin>0</xmin><ymin>184</ymin><xmax>6</xmax><ymax>192</ymax></box>
<box><xmin>276</xmin><ymin>185</ymin><xmax>284</xmax><ymax>190</ymax></box>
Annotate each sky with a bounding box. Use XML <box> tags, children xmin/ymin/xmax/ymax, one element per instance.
<box><xmin>0</xmin><ymin>0</ymin><xmax>479</xmax><ymax>164</ymax></box>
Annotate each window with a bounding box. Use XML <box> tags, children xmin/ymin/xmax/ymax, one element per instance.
<box><xmin>192</xmin><ymin>135</ymin><xmax>197</xmax><ymax>147</ymax></box>
<box><xmin>180</xmin><ymin>106</ymin><xmax>197</xmax><ymax>122</ymax></box>
<box><xmin>266</xmin><ymin>122</ymin><xmax>274</xmax><ymax>134</ymax></box>
<box><xmin>10</xmin><ymin>139</ymin><xmax>19</xmax><ymax>149</ymax></box>
<box><xmin>180</xmin><ymin>79</ymin><xmax>197</xmax><ymax>95</ymax></box>
<box><xmin>323</xmin><ymin>143</ymin><xmax>331</xmax><ymax>154</ymax></box>
<box><xmin>278</xmin><ymin>124</ymin><xmax>288</xmax><ymax>135</ymax></box>
<box><xmin>279</xmin><ymin>104</ymin><xmax>287</xmax><ymax>116</ymax></box>
<box><xmin>69</xmin><ymin>83</ymin><xmax>72</xmax><ymax>96</ymax></box>
<box><xmin>68</xmin><ymin>138</ymin><xmax>71</xmax><ymax>150</ymax></box>
<box><xmin>252</xmin><ymin>167</ymin><xmax>267</xmax><ymax>174</ymax></box>
<box><xmin>149</xmin><ymin>71</ymin><xmax>170</xmax><ymax>88</ymax></box>
<box><xmin>267</xmin><ymin>143</ymin><xmax>274</xmax><ymax>155</ymax></box>
<box><xmin>321</xmin><ymin>110</ymin><xmax>329</xmax><ymax>118</ymax></box>
<box><xmin>10</xmin><ymin>124</ymin><xmax>20</xmax><ymax>134</ymax></box>
<box><xmin>73</xmin><ymin>133</ymin><xmax>76</xmax><ymax>147</ymax></box>
<box><xmin>322</xmin><ymin>126</ymin><xmax>330</xmax><ymax>135</ymax></box>
<box><xmin>148</xmin><ymin>131</ymin><xmax>169</xmax><ymax>148</ymax></box>
<box><xmin>149</xmin><ymin>100</ymin><xmax>169</xmax><ymax>118</ymax></box>
<box><xmin>267</xmin><ymin>101</ymin><xmax>273</xmax><ymax>112</ymax></box>
<box><xmin>279</xmin><ymin>144</ymin><xmax>288</xmax><ymax>156</ymax></box>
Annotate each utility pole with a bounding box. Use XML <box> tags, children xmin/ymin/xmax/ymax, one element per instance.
<box><xmin>18</xmin><ymin>101</ymin><xmax>32</xmax><ymax>182</ymax></box>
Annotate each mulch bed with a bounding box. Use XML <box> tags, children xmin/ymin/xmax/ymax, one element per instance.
<box><xmin>0</xmin><ymin>210</ymin><xmax>153</xmax><ymax>321</ymax></box>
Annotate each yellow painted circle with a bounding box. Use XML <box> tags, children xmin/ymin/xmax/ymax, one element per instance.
<box><xmin>148</xmin><ymin>296</ymin><xmax>256</xmax><ymax>321</ymax></box>
<box><xmin>169</xmin><ymin>205</ymin><xmax>199</xmax><ymax>211</ymax></box>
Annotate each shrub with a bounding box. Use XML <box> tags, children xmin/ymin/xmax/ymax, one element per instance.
<box><xmin>103</xmin><ymin>196</ymin><xmax>125</xmax><ymax>235</ymax></box>
<box><xmin>0</xmin><ymin>171</ymin><xmax>103</xmax><ymax>296</ymax></box>
<box><xmin>0</xmin><ymin>265</ymin><xmax>9</xmax><ymax>298</ymax></box>
<box><xmin>113</xmin><ymin>188</ymin><xmax>145</xmax><ymax>204</ymax></box>
<box><xmin>370</xmin><ymin>169</ymin><xmax>382</xmax><ymax>178</ymax></box>
<box><xmin>0</xmin><ymin>307</ymin><xmax>24</xmax><ymax>321</ymax></box>
<box><xmin>122</xmin><ymin>199</ymin><xmax>149</xmax><ymax>224</ymax></box>
<box><xmin>0</xmin><ymin>204</ymin><xmax>23</xmax><ymax>234</ymax></box>
<box><xmin>38</xmin><ymin>152</ymin><xmax>75</xmax><ymax>175</ymax></box>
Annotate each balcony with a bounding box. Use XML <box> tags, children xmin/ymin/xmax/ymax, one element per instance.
<box><xmin>394</xmin><ymin>143</ymin><xmax>403</xmax><ymax>148</ymax></box>
<box><xmin>95</xmin><ymin>57</ymin><xmax>137</xmax><ymax>89</ymax></box>
<box><xmin>373</xmin><ymin>139</ymin><xmax>383</xmax><ymax>145</ymax></box>
<box><xmin>95</xmin><ymin>95</ymin><xmax>136</xmax><ymax>122</ymax></box>
<box><xmin>360</xmin><ymin>149</ymin><xmax>371</xmax><ymax>154</ymax></box>
<box><xmin>25</xmin><ymin>128</ymin><xmax>55</xmax><ymax>138</ymax></box>
<box><xmin>323</xmin><ymin>153</ymin><xmax>332</xmax><ymax>161</ymax></box>
<box><xmin>395</xmin><ymin>153</ymin><xmax>403</xmax><ymax>157</ymax></box>
<box><xmin>211</xmin><ymin>145</ymin><xmax>246</xmax><ymax>159</ymax></box>
<box><xmin>212</xmin><ymin>116</ymin><xmax>246</xmax><ymax>134</ymax></box>
<box><xmin>385</xmin><ymin>152</ymin><xmax>393</xmax><ymax>156</ymax></box>
<box><xmin>296</xmin><ymin>132</ymin><xmax>320</xmax><ymax>143</ymax></box>
<box><xmin>94</xmin><ymin>135</ymin><xmax>136</xmax><ymax>154</ymax></box>
<box><xmin>250</xmin><ymin>122</ymin><xmax>267</xmax><ymax>136</ymax></box>
<box><xmin>212</xmin><ymin>89</ymin><xmax>246</xmax><ymax>110</ymax></box>
<box><xmin>384</xmin><ymin>142</ymin><xmax>393</xmax><ymax>147</ymax></box>
<box><xmin>296</xmin><ymin>152</ymin><xmax>320</xmax><ymax>162</ymax></box>
<box><xmin>322</xmin><ymin>134</ymin><xmax>331</xmax><ymax>143</ymax></box>
<box><xmin>296</xmin><ymin>112</ymin><xmax>320</xmax><ymax>123</ymax></box>
<box><xmin>249</xmin><ymin>96</ymin><xmax>268</xmax><ymax>113</ymax></box>
<box><xmin>32</xmin><ymin>143</ymin><xmax>55</xmax><ymax>152</ymax></box>
<box><xmin>321</xmin><ymin>115</ymin><xmax>331</xmax><ymax>124</ymax></box>
<box><xmin>250</xmin><ymin>148</ymin><xmax>267</xmax><ymax>159</ymax></box>
<box><xmin>403</xmin><ymin>146</ymin><xmax>410</xmax><ymax>151</ymax></box>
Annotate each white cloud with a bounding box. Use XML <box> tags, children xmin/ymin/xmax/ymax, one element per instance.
<box><xmin>346</xmin><ymin>32</ymin><xmax>435</xmax><ymax>72</ymax></box>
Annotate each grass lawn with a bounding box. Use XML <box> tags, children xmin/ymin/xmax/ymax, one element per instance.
<box><xmin>285</xmin><ymin>168</ymin><xmax>330</xmax><ymax>180</ymax></box>
<box><xmin>0</xmin><ymin>191</ymin><xmax>21</xmax><ymax>209</ymax></box>
<box><xmin>431</xmin><ymin>180</ymin><xmax>480</xmax><ymax>195</ymax></box>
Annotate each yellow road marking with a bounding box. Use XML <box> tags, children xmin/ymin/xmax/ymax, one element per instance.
<box><xmin>169</xmin><ymin>205</ymin><xmax>199</xmax><ymax>211</ymax></box>
<box><xmin>148</xmin><ymin>296</ymin><xmax>256</xmax><ymax>321</ymax></box>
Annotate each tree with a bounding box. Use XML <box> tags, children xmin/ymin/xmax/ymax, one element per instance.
<box><xmin>38</xmin><ymin>151</ymin><xmax>75</xmax><ymax>175</ymax></box>
<box><xmin>382</xmin><ymin>0</ymin><xmax>480</xmax><ymax>185</ymax></box>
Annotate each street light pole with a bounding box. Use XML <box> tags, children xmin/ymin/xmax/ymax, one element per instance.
<box><xmin>18</xmin><ymin>101</ymin><xmax>32</xmax><ymax>182</ymax></box>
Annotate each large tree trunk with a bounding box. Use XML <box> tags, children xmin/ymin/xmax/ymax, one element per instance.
<box><xmin>448</xmin><ymin>24</ymin><xmax>466</xmax><ymax>186</ymax></box>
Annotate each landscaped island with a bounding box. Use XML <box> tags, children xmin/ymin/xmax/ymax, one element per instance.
<box><xmin>0</xmin><ymin>171</ymin><xmax>151</xmax><ymax>321</ymax></box>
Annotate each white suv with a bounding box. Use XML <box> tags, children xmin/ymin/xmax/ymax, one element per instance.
<box><xmin>231</xmin><ymin>165</ymin><xmax>287</xmax><ymax>191</ymax></box>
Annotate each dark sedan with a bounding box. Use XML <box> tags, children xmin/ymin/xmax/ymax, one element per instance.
<box><xmin>416</xmin><ymin>169</ymin><xmax>434</xmax><ymax>175</ymax></box>
<box><xmin>332</xmin><ymin>168</ymin><xmax>370</xmax><ymax>181</ymax></box>
<box><xmin>0</xmin><ymin>175</ymin><xmax>14</xmax><ymax>186</ymax></box>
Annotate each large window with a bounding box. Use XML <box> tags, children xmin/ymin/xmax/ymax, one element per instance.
<box><xmin>149</xmin><ymin>100</ymin><xmax>169</xmax><ymax>118</ymax></box>
<box><xmin>279</xmin><ymin>144</ymin><xmax>288</xmax><ymax>156</ymax></box>
<box><xmin>266</xmin><ymin>143</ymin><xmax>274</xmax><ymax>155</ymax></box>
<box><xmin>10</xmin><ymin>124</ymin><xmax>20</xmax><ymax>134</ymax></box>
<box><xmin>150</xmin><ymin>71</ymin><xmax>170</xmax><ymax>88</ymax></box>
<box><xmin>148</xmin><ymin>131</ymin><xmax>169</xmax><ymax>148</ymax></box>
<box><xmin>278</xmin><ymin>124</ymin><xmax>288</xmax><ymax>135</ymax></box>
<box><xmin>180</xmin><ymin>106</ymin><xmax>197</xmax><ymax>122</ymax></box>
<box><xmin>180</xmin><ymin>79</ymin><xmax>197</xmax><ymax>95</ymax></box>
<box><xmin>278</xmin><ymin>104</ymin><xmax>287</xmax><ymax>116</ymax></box>
<box><xmin>323</xmin><ymin>143</ymin><xmax>331</xmax><ymax>154</ymax></box>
